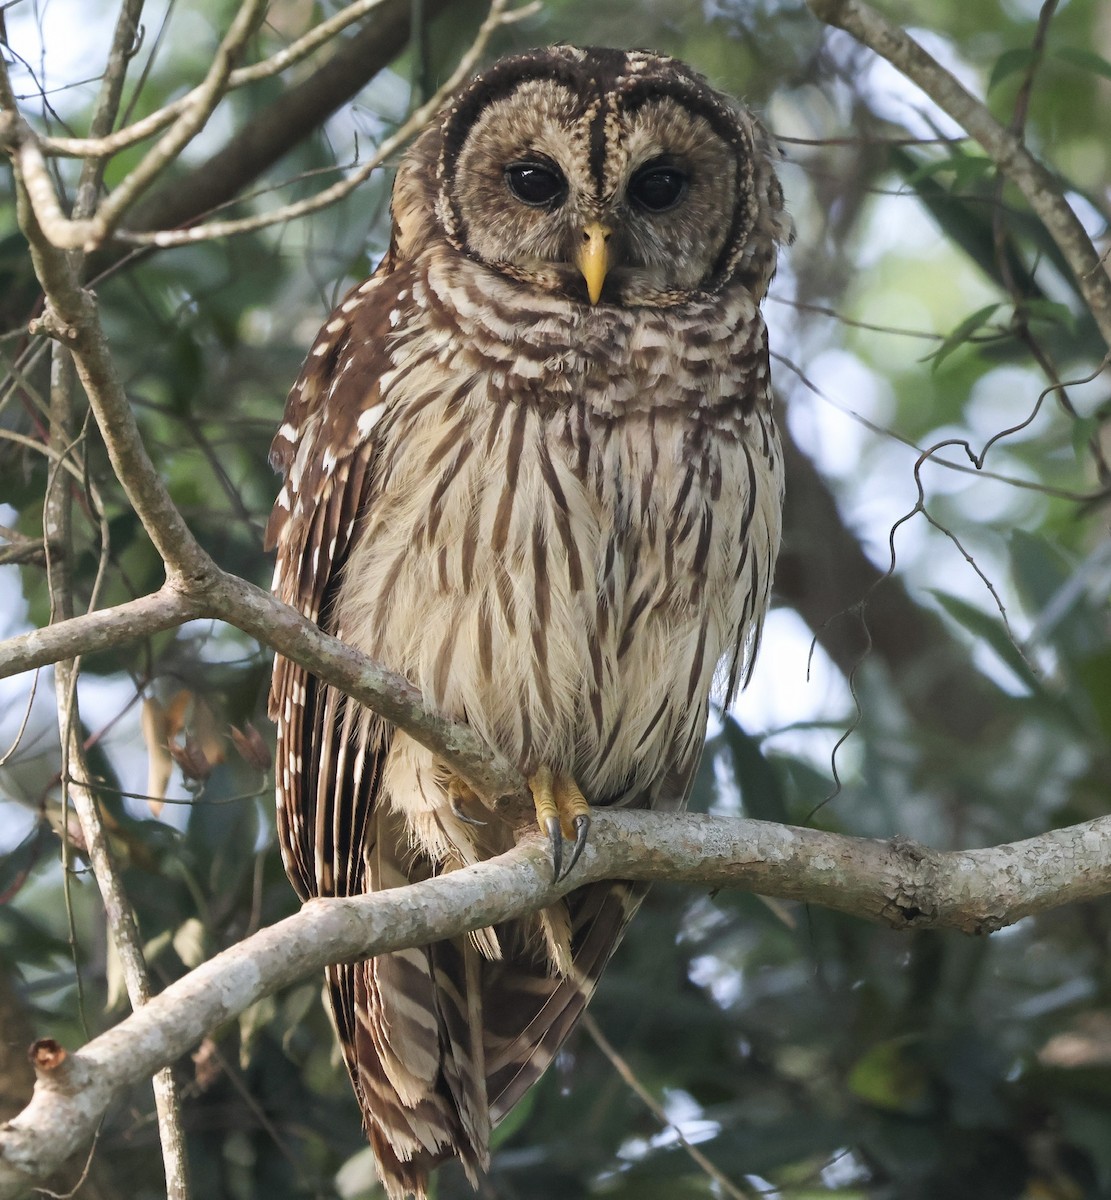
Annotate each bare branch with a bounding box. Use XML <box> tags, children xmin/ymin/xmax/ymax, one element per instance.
<box><xmin>0</xmin><ymin>588</ymin><xmax>201</xmax><ymax>678</ymax></box>
<box><xmin>118</xmin><ymin>0</ymin><xmax>541</xmax><ymax>249</ymax></box>
<box><xmin>1</xmin><ymin>808</ymin><xmax>1109</xmax><ymax>1196</ymax></box>
<box><xmin>10</xmin><ymin>0</ymin><xmax>267</xmax><ymax>251</ymax></box>
<box><xmin>120</xmin><ymin>0</ymin><xmax>452</xmax><ymax>249</ymax></box>
<box><xmin>806</xmin><ymin>0</ymin><xmax>1111</xmax><ymax>352</ymax></box>
<box><xmin>55</xmin><ymin>686</ymin><xmax>191</xmax><ymax>1200</ymax></box>
<box><xmin>41</xmin><ymin>0</ymin><xmax>395</xmax><ymax>160</ymax></box>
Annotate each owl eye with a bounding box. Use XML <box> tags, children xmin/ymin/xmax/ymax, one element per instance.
<box><xmin>628</xmin><ymin>164</ymin><xmax>689</xmax><ymax>213</ymax></box>
<box><xmin>504</xmin><ymin>160</ymin><xmax>568</xmax><ymax>208</ymax></box>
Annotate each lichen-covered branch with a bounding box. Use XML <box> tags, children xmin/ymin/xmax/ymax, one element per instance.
<box><xmin>1</xmin><ymin>808</ymin><xmax>1109</xmax><ymax>1197</ymax></box>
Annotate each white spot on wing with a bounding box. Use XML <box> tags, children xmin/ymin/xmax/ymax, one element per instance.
<box><xmin>357</xmin><ymin>403</ymin><xmax>386</xmax><ymax>437</ymax></box>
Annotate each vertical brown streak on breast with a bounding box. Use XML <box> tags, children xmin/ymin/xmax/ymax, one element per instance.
<box><xmin>484</xmin><ymin>399</ymin><xmax>507</xmax><ymax>455</ymax></box>
<box><xmin>738</xmin><ymin>442</ymin><xmax>757</xmax><ymax>547</ymax></box>
<box><xmin>668</xmin><ymin>463</ymin><xmax>696</xmax><ymax>532</ymax></box>
<box><xmin>537</xmin><ymin>438</ymin><xmax>584</xmax><ymax>591</ymax></box>
<box><xmin>518</xmin><ymin>684</ymin><xmax>534</xmax><ymax>765</ymax></box>
<box><xmin>496</xmin><ymin>562</ymin><xmax>517</xmax><ymax>634</ymax></box>
<box><xmin>596</xmin><ymin>583</ymin><xmax>610</xmax><ymax>639</ymax></box>
<box><xmin>425</xmin><ymin>437</ymin><xmax>475</xmax><ymax>544</ymax></box>
<box><xmin>597</xmin><ymin>712</ymin><xmax>625</xmax><ymax>765</ymax></box>
<box><xmin>742</xmin><ymin>552</ymin><xmax>763</xmax><ymax>687</ymax></box>
<box><xmin>685</xmin><ymin>608</ymin><xmax>710</xmax><ymax>711</ymax></box>
<box><xmin>477</xmin><ymin>599</ymin><xmax>494</xmax><ymax>679</ymax></box>
<box><xmin>425</xmin><ymin>418</ymin><xmax>470</xmax><ymax>472</ymax></box>
<box><xmin>634</xmin><ymin>694</ymin><xmax>671</xmax><ymax>751</ymax></box>
<box><xmin>588</xmin><ymin>636</ymin><xmax>605</xmax><ymax>735</ymax></box>
<box><xmin>616</xmin><ymin>588</ymin><xmax>653</xmax><ymax>659</ymax></box>
<box><xmin>758</xmin><ymin>406</ymin><xmax>773</xmax><ymax>459</ymax></box>
<box><xmin>640</xmin><ymin>413</ymin><xmax>659</xmax><ymax>517</ymax></box>
<box><xmin>708</xmin><ymin>453</ymin><xmax>723</xmax><ymax>502</ymax></box>
<box><xmin>691</xmin><ymin>504</ymin><xmax>714</xmax><ymax>575</ymax></box>
<box><xmin>433</xmin><ymin>622</ymin><xmax>457</xmax><ymax>711</ymax></box>
<box><xmin>492</xmin><ymin>404</ymin><xmax>529</xmax><ymax>551</ymax></box>
<box><xmin>530</xmin><ymin>520</ymin><xmax>554</xmax><ymax>714</ymax></box>
<box><xmin>573</xmin><ymin>401</ymin><xmax>590</xmax><ymax>482</ymax></box>
<box><xmin>461</xmin><ymin>499</ymin><xmax>479</xmax><ymax>592</ymax></box>
<box><xmin>369</xmin><ymin>550</ymin><xmax>409</xmax><ymax>658</ymax></box>
<box><xmin>594</xmin><ymin>420</ymin><xmax>615</xmax><ymax>499</ymax></box>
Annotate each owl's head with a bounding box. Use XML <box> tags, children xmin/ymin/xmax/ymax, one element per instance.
<box><xmin>391</xmin><ymin>46</ymin><xmax>790</xmax><ymax>309</ymax></box>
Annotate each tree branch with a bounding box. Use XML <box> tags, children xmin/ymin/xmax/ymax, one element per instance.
<box><xmin>0</xmin><ymin>588</ymin><xmax>201</xmax><ymax>678</ymax></box>
<box><xmin>1</xmin><ymin>807</ymin><xmax>1109</xmax><ymax>1197</ymax></box>
<box><xmin>118</xmin><ymin>0</ymin><xmax>539</xmax><ymax>249</ymax></box>
<box><xmin>13</xmin><ymin>0</ymin><xmax>268</xmax><ymax>251</ymax></box>
<box><xmin>40</xmin><ymin>0</ymin><xmax>397</xmax><ymax>160</ymax></box>
<box><xmin>119</xmin><ymin>0</ymin><xmax>454</xmax><ymax>243</ymax></box>
<box><xmin>806</xmin><ymin>0</ymin><xmax>1111</xmax><ymax>353</ymax></box>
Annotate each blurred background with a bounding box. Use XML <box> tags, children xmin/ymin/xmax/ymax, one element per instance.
<box><xmin>1</xmin><ymin>0</ymin><xmax>1110</xmax><ymax>1196</ymax></box>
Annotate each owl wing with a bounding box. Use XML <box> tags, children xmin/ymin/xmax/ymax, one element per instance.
<box><xmin>266</xmin><ymin>262</ymin><xmax>409</xmax><ymax>902</ymax></box>
<box><xmin>266</xmin><ymin>263</ymin><xmax>493</xmax><ymax>1191</ymax></box>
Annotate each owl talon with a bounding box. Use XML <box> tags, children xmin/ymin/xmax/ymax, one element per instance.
<box><xmin>564</xmin><ymin>813</ymin><xmax>591</xmax><ymax>878</ymax></box>
<box><xmin>529</xmin><ymin>766</ymin><xmax>591</xmax><ymax>883</ymax></box>
<box><xmin>447</xmin><ymin>775</ymin><xmax>487</xmax><ymax>826</ymax></box>
<box><xmin>452</xmin><ymin>797</ymin><xmax>487</xmax><ymax>827</ymax></box>
<box><xmin>545</xmin><ymin>815</ymin><xmax>564</xmax><ymax>882</ymax></box>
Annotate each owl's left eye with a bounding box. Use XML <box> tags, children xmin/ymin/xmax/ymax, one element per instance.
<box><xmin>628</xmin><ymin>164</ymin><xmax>689</xmax><ymax>213</ymax></box>
<box><xmin>504</xmin><ymin>160</ymin><xmax>568</xmax><ymax>208</ymax></box>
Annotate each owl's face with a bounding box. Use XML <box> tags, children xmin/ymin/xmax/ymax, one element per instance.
<box><xmin>403</xmin><ymin>47</ymin><xmax>787</xmax><ymax>309</ymax></box>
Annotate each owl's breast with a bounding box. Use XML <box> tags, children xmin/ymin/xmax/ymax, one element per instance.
<box><xmin>332</xmin><ymin>260</ymin><xmax>781</xmax><ymax>816</ymax></box>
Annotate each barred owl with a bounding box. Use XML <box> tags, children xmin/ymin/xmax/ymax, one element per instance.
<box><xmin>267</xmin><ymin>45</ymin><xmax>788</xmax><ymax>1199</ymax></box>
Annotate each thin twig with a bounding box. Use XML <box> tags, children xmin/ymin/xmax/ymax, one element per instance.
<box><xmin>40</xmin><ymin>0</ymin><xmax>395</xmax><ymax>160</ymax></box>
<box><xmin>116</xmin><ymin>0</ymin><xmax>541</xmax><ymax>248</ymax></box>
<box><xmin>806</xmin><ymin>0</ymin><xmax>1111</xmax><ymax>353</ymax></box>
<box><xmin>582</xmin><ymin>1013</ymin><xmax>757</xmax><ymax>1200</ymax></box>
<box><xmin>9</xmin><ymin>0</ymin><xmax>267</xmax><ymax>250</ymax></box>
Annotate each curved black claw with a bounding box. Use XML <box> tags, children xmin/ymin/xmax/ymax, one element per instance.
<box><xmin>450</xmin><ymin>796</ymin><xmax>487</xmax><ymax>827</ymax></box>
<box><xmin>561</xmin><ymin>813</ymin><xmax>591</xmax><ymax>881</ymax></box>
<box><xmin>546</xmin><ymin>815</ymin><xmax>563</xmax><ymax>883</ymax></box>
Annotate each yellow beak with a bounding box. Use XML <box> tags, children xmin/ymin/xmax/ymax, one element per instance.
<box><xmin>576</xmin><ymin>222</ymin><xmax>612</xmax><ymax>305</ymax></box>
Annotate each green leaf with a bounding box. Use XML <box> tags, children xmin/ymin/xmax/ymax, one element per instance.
<box><xmin>925</xmin><ymin>303</ymin><xmax>1002</xmax><ymax>370</ymax></box>
<box><xmin>1076</xmin><ymin>647</ymin><xmax>1111</xmax><ymax>740</ymax></box>
<box><xmin>1008</xmin><ymin>529</ymin><xmax>1072</xmax><ymax>614</ymax></box>
<box><xmin>929</xmin><ymin>590</ymin><xmax>1042</xmax><ymax>692</ymax></box>
<box><xmin>1055</xmin><ymin>46</ymin><xmax>1111</xmax><ymax>83</ymax></box>
<box><xmin>948</xmin><ymin>155</ymin><xmax>995</xmax><ymax>189</ymax></box>
<box><xmin>719</xmin><ymin>715</ymin><xmax>789</xmax><ymax>822</ymax></box>
<box><xmin>988</xmin><ymin>46</ymin><xmax>1036</xmax><ymax>91</ymax></box>
<box><xmin>849</xmin><ymin>1037</ymin><xmax>932</xmax><ymax>1114</ymax></box>
<box><xmin>1021</xmin><ymin>297</ymin><xmax>1079</xmax><ymax>334</ymax></box>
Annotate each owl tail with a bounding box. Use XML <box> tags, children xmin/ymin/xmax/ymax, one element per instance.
<box><xmin>327</xmin><ymin>862</ymin><xmax>643</xmax><ymax>1197</ymax></box>
<box><xmin>326</xmin><ymin>804</ymin><xmax>490</xmax><ymax>1200</ymax></box>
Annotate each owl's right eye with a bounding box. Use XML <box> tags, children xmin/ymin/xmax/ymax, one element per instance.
<box><xmin>504</xmin><ymin>160</ymin><xmax>568</xmax><ymax>208</ymax></box>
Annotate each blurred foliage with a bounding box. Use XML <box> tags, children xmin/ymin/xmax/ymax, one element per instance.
<box><xmin>1</xmin><ymin>0</ymin><xmax>1111</xmax><ymax>1198</ymax></box>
